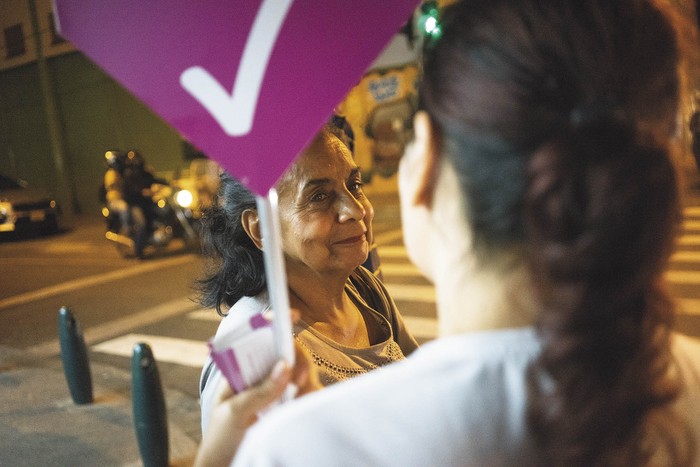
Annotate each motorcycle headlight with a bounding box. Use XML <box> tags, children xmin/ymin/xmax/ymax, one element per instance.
<box><xmin>175</xmin><ymin>189</ymin><xmax>194</xmax><ymax>208</ymax></box>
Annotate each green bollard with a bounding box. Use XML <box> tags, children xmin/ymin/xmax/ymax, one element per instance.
<box><xmin>58</xmin><ymin>306</ymin><xmax>93</xmax><ymax>404</ymax></box>
<box><xmin>132</xmin><ymin>342</ymin><xmax>169</xmax><ymax>467</ymax></box>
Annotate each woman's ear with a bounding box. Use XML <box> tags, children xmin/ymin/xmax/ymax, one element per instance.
<box><xmin>241</xmin><ymin>209</ymin><xmax>263</xmax><ymax>250</ymax></box>
<box><xmin>409</xmin><ymin>111</ymin><xmax>441</xmax><ymax>207</ymax></box>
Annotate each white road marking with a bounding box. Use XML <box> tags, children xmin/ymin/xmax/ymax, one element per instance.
<box><xmin>188</xmin><ymin>309</ymin><xmax>221</xmax><ymax>322</ymax></box>
<box><xmin>677</xmin><ymin>235</ymin><xmax>700</xmax><ymax>246</ymax></box>
<box><xmin>374</xmin><ymin>229</ymin><xmax>404</xmax><ymax>246</ymax></box>
<box><xmin>92</xmin><ymin>333</ymin><xmax>209</xmax><ymax>368</ymax></box>
<box><xmin>684</xmin><ymin>207</ymin><xmax>700</xmax><ymax>217</ymax></box>
<box><xmin>27</xmin><ymin>296</ymin><xmax>202</xmax><ymax>358</ymax></box>
<box><xmin>671</xmin><ymin>251</ymin><xmax>700</xmax><ymax>262</ymax></box>
<box><xmin>677</xmin><ymin>298</ymin><xmax>700</xmax><ymax>315</ymax></box>
<box><xmin>666</xmin><ymin>270</ymin><xmax>700</xmax><ymax>285</ymax></box>
<box><xmin>402</xmin><ymin>316</ymin><xmax>438</xmax><ymax>340</ymax></box>
<box><xmin>377</xmin><ymin>245</ymin><xmax>408</xmax><ymax>258</ymax></box>
<box><xmin>379</xmin><ymin>263</ymin><xmax>425</xmax><ymax>277</ymax></box>
<box><xmin>0</xmin><ymin>254</ymin><xmax>196</xmax><ymax>310</ymax></box>
<box><xmin>385</xmin><ymin>283</ymin><xmax>436</xmax><ymax>303</ymax></box>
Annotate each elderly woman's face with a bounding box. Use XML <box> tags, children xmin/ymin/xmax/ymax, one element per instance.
<box><xmin>277</xmin><ymin>132</ymin><xmax>374</xmax><ymax>278</ymax></box>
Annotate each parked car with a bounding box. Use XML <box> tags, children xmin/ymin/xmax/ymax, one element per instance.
<box><xmin>0</xmin><ymin>173</ymin><xmax>62</xmax><ymax>237</ymax></box>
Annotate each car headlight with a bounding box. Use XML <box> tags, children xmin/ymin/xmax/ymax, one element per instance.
<box><xmin>175</xmin><ymin>189</ymin><xmax>194</xmax><ymax>208</ymax></box>
<box><xmin>0</xmin><ymin>202</ymin><xmax>12</xmax><ymax>223</ymax></box>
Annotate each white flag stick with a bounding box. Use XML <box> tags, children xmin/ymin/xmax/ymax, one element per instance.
<box><xmin>256</xmin><ymin>188</ymin><xmax>295</xmax><ymax>400</ymax></box>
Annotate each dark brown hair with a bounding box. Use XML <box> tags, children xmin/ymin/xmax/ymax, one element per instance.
<box><xmin>420</xmin><ymin>0</ymin><xmax>692</xmax><ymax>464</ymax></box>
<box><xmin>196</xmin><ymin>172</ymin><xmax>264</xmax><ymax>316</ymax></box>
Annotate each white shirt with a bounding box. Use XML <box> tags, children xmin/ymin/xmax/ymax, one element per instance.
<box><xmin>201</xmin><ymin>267</ymin><xmax>418</xmax><ymax>434</ymax></box>
<box><xmin>200</xmin><ymin>294</ymin><xmax>271</xmax><ymax>433</ymax></box>
<box><xmin>232</xmin><ymin>328</ymin><xmax>700</xmax><ymax>466</ymax></box>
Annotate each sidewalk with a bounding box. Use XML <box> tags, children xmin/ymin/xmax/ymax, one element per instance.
<box><xmin>0</xmin><ymin>345</ymin><xmax>201</xmax><ymax>466</ymax></box>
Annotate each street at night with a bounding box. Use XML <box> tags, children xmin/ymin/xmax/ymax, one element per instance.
<box><xmin>1</xmin><ymin>0</ymin><xmax>699</xmax><ymax>464</ymax></box>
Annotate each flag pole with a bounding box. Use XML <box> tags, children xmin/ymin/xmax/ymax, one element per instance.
<box><xmin>256</xmin><ymin>188</ymin><xmax>295</xmax><ymax>399</ymax></box>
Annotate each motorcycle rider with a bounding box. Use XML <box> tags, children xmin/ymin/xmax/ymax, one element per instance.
<box><xmin>121</xmin><ymin>149</ymin><xmax>167</xmax><ymax>259</ymax></box>
<box><xmin>103</xmin><ymin>150</ymin><xmax>130</xmax><ymax>234</ymax></box>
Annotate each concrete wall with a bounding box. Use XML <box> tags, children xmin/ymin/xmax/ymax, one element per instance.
<box><xmin>0</xmin><ymin>52</ymin><xmax>188</xmax><ymax>217</ymax></box>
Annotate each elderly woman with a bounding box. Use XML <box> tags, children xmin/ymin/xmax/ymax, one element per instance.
<box><xmin>196</xmin><ymin>124</ymin><xmax>418</xmax><ymax>431</ymax></box>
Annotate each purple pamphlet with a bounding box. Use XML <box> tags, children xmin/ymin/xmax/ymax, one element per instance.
<box><xmin>208</xmin><ymin>311</ymin><xmax>275</xmax><ymax>393</ymax></box>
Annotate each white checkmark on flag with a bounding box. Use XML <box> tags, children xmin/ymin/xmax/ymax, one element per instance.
<box><xmin>180</xmin><ymin>0</ymin><xmax>294</xmax><ymax>137</ymax></box>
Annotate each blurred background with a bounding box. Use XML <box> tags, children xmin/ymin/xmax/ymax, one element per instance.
<box><xmin>0</xmin><ymin>0</ymin><xmax>695</xmax><ymax>222</ymax></box>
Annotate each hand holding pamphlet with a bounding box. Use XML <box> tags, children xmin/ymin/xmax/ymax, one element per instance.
<box><xmin>208</xmin><ymin>310</ymin><xmax>277</xmax><ymax>393</ymax></box>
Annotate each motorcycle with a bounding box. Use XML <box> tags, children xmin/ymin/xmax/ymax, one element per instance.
<box><xmin>102</xmin><ymin>183</ymin><xmax>200</xmax><ymax>258</ymax></box>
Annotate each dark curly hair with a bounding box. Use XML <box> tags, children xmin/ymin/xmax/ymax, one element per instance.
<box><xmin>195</xmin><ymin>172</ymin><xmax>264</xmax><ymax>316</ymax></box>
<box><xmin>421</xmin><ymin>0</ymin><xmax>693</xmax><ymax>465</ymax></box>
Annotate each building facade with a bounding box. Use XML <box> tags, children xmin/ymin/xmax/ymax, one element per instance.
<box><xmin>0</xmin><ymin>0</ymin><xmax>186</xmax><ymax>216</ymax></box>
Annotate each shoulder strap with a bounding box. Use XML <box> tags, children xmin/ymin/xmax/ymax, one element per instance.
<box><xmin>348</xmin><ymin>266</ymin><xmax>392</xmax><ymax>321</ymax></box>
<box><xmin>199</xmin><ymin>358</ymin><xmax>215</xmax><ymax>396</ymax></box>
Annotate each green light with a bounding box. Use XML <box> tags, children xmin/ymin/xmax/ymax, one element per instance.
<box><xmin>417</xmin><ymin>1</ymin><xmax>441</xmax><ymax>40</ymax></box>
<box><xmin>425</xmin><ymin>16</ymin><xmax>437</xmax><ymax>34</ymax></box>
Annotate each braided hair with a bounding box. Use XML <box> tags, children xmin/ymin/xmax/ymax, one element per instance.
<box><xmin>420</xmin><ymin>0</ymin><xmax>692</xmax><ymax>464</ymax></box>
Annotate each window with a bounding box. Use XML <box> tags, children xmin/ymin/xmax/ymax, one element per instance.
<box><xmin>49</xmin><ymin>13</ymin><xmax>65</xmax><ymax>45</ymax></box>
<box><xmin>4</xmin><ymin>24</ymin><xmax>25</xmax><ymax>58</ymax></box>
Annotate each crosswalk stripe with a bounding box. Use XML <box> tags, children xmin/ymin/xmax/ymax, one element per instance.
<box><xmin>671</xmin><ymin>251</ymin><xmax>700</xmax><ymax>262</ymax></box>
<box><xmin>403</xmin><ymin>316</ymin><xmax>438</xmax><ymax>339</ymax></box>
<box><xmin>380</xmin><ymin>263</ymin><xmax>425</xmax><ymax>277</ymax></box>
<box><xmin>92</xmin><ymin>333</ymin><xmax>209</xmax><ymax>368</ymax></box>
<box><xmin>385</xmin><ymin>283</ymin><xmax>436</xmax><ymax>303</ymax></box>
<box><xmin>684</xmin><ymin>207</ymin><xmax>700</xmax><ymax>217</ymax></box>
<box><xmin>666</xmin><ymin>270</ymin><xmax>700</xmax><ymax>285</ymax></box>
<box><xmin>374</xmin><ymin>229</ymin><xmax>404</xmax><ymax>245</ymax></box>
<box><xmin>683</xmin><ymin>220</ymin><xmax>700</xmax><ymax>230</ymax></box>
<box><xmin>189</xmin><ymin>309</ymin><xmax>221</xmax><ymax>322</ymax></box>
<box><xmin>27</xmin><ymin>296</ymin><xmax>201</xmax><ymax>358</ymax></box>
<box><xmin>677</xmin><ymin>298</ymin><xmax>700</xmax><ymax>316</ymax></box>
<box><xmin>678</xmin><ymin>235</ymin><xmax>700</xmax><ymax>246</ymax></box>
<box><xmin>377</xmin><ymin>245</ymin><xmax>408</xmax><ymax>258</ymax></box>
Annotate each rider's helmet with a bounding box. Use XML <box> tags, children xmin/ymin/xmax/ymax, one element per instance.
<box><xmin>126</xmin><ymin>149</ymin><xmax>146</xmax><ymax>170</ymax></box>
<box><xmin>104</xmin><ymin>150</ymin><xmax>126</xmax><ymax>172</ymax></box>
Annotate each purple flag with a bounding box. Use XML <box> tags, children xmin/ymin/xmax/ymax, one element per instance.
<box><xmin>54</xmin><ymin>0</ymin><xmax>418</xmax><ymax>195</ymax></box>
